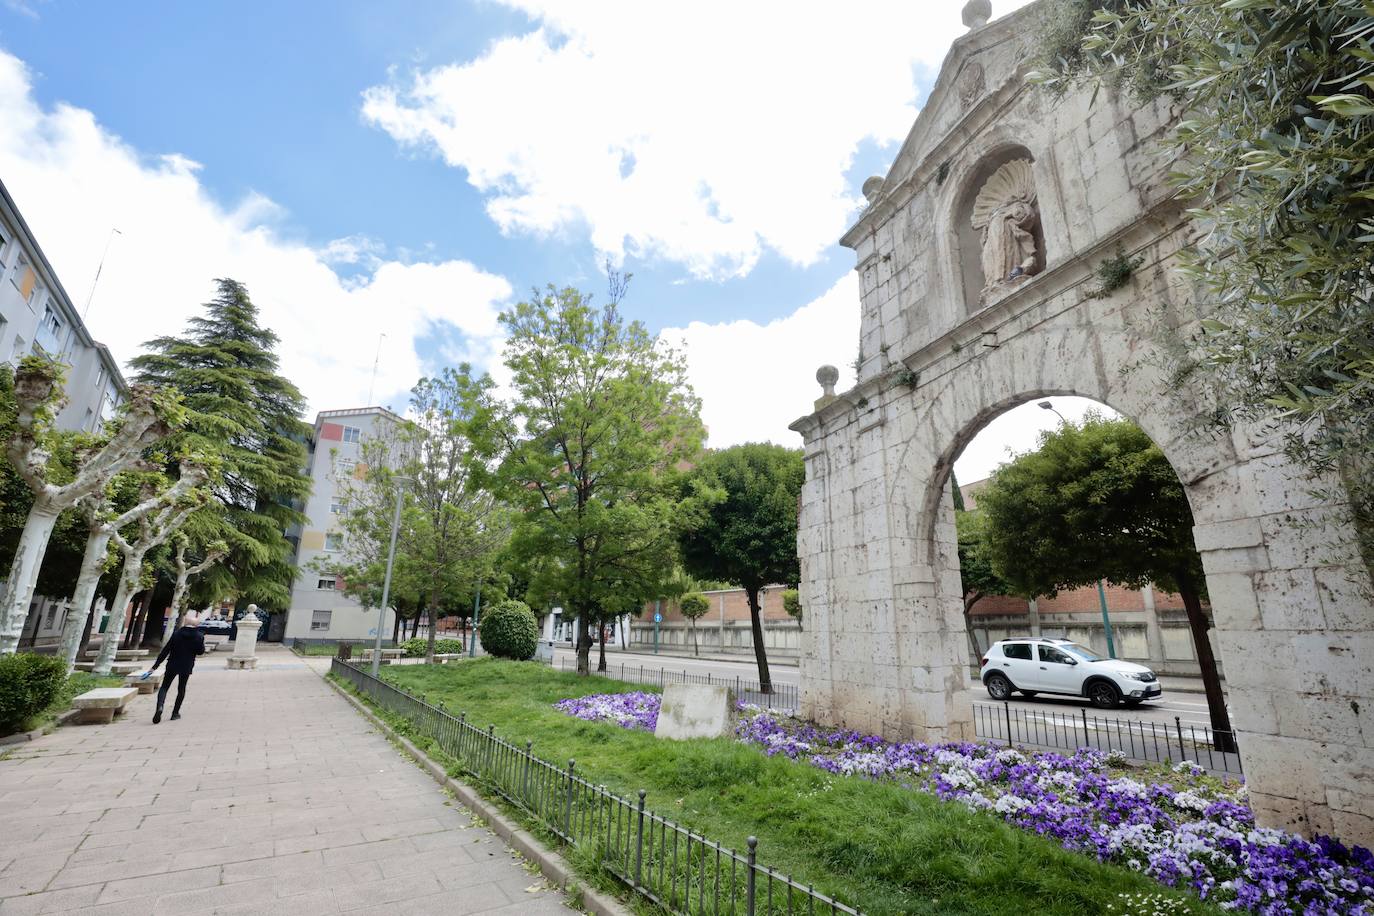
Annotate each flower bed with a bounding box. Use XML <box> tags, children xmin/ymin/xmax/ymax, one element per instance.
<box><xmin>554</xmin><ymin>693</ymin><xmax>1374</xmax><ymax>915</ymax></box>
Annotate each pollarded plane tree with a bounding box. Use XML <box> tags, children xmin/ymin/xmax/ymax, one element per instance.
<box><xmin>92</xmin><ymin>482</ymin><xmax>213</xmax><ymax>675</ymax></box>
<box><xmin>0</xmin><ymin>357</ymin><xmax>184</xmax><ymax>655</ymax></box>
<box><xmin>58</xmin><ymin>463</ymin><xmax>209</xmax><ymax>674</ymax></box>
<box><xmin>163</xmin><ymin>527</ymin><xmax>228</xmax><ymax>643</ymax></box>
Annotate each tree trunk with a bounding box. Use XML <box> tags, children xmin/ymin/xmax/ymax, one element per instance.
<box><xmin>0</xmin><ymin>502</ymin><xmax>61</xmax><ymax>654</ymax></box>
<box><xmin>391</xmin><ymin>611</ymin><xmax>400</xmax><ymax>647</ymax></box>
<box><xmin>93</xmin><ymin>562</ymin><xmax>141</xmax><ymax>675</ymax></box>
<box><xmin>19</xmin><ymin>600</ymin><xmax>43</xmax><ymax>648</ymax></box>
<box><xmin>962</xmin><ymin>593</ymin><xmax>984</xmax><ymax>670</ymax></box>
<box><xmin>597</xmin><ymin>621</ymin><xmax>607</xmax><ymax>672</ymax></box>
<box><xmin>575</xmin><ymin>614</ymin><xmax>592</xmax><ymax>675</ymax></box>
<box><xmin>127</xmin><ymin>592</ymin><xmax>152</xmax><ymax>648</ymax></box>
<box><xmin>746</xmin><ymin>586</ymin><xmax>772</xmax><ymax>694</ymax></box>
<box><xmin>425</xmin><ymin>592</ymin><xmax>438</xmax><ymax>664</ymax></box>
<box><xmin>1177</xmin><ymin>574</ymin><xmax>1236</xmax><ymax>753</ymax></box>
<box><xmin>62</xmin><ymin>528</ymin><xmax>112</xmax><ymax>673</ymax></box>
<box><xmin>691</xmin><ymin>618</ymin><xmax>699</xmax><ymax>657</ymax></box>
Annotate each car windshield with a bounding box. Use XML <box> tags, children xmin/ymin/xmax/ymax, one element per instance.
<box><xmin>1060</xmin><ymin>643</ymin><xmax>1104</xmax><ymax>662</ymax></box>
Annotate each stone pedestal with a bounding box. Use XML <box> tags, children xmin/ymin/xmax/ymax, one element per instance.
<box><xmin>654</xmin><ymin>684</ymin><xmax>731</xmax><ymax>740</ymax></box>
<box><xmin>228</xmin><ymin>605</ymin><xmax>262</xmax><ymax>670</ymax></box>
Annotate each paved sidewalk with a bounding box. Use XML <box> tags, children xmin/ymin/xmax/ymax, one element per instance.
<box><xmin>0</xmin><ymin>645</ymin><xmax>576</xmax><ymax>915</ymax></box>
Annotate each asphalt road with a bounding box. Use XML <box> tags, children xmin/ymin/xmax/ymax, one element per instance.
<box><xmin>552</xmin><ymin>645</ymin><xmax>1217</xmax><ymax>728</ymax></box>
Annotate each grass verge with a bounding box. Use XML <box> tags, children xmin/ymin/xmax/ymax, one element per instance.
<box><xmin>23</xmin><ymin>672</ymin><xmax>122</xmax><ymax>735</ymax></box>
<box><xmin>369</xmin><ymin>658</ymin><xmax>1215</xmax><ymax>916</ymax></box>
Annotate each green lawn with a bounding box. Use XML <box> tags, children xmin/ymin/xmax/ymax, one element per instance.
<box><xmin>362</xmin><ymin>658</ymin><xmax>1214</xmax><ymax>916</ymax></box>
<box><xmin>291</xmin><ymin>640</ymin><xmax>382</xmax><ymax>657</ymax></box>
<box><xmin>23</xmin><ymin>672</ymin><xmax>123</xmax><ymax>734</ymax></box>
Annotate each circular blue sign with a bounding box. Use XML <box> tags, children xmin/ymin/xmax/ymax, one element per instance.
<box><xmin>654</xmin><ymin>613</ymin><xmax>662</xmax><ymax>623</ymax></box>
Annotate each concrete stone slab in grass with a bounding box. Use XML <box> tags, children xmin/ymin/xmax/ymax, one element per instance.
<box><xmin>654</xmin><ymin>683</ymin><xmax>731</xmax><ymax>740</ymax></box>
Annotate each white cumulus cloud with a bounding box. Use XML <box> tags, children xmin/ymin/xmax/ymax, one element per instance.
<box><xmin>363</xmin><ymin>0</ymin><xmax>1036</xmax><ymax>281</ymax></box>
<box><xmin>662</xmin><ymin>272</ymin><xmax>859</xmax><ymax>448</ymax></box>
<box><xmin>0</xmin><ymin>49</ymin><xmax>512</xmax><ymax>416</ymax></box>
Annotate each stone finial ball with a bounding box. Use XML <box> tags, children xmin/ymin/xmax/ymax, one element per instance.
<box><xmin>962</xmin><ymin>0</ymin><xmax>992</xmax><ymax>29</ymax></box>
<box><xmin>816</xmin><ymin>365</ymin><xmax>840</xmax><ymax>395</ymax></box>
<box><xmin>862</xmin><ymin>176</ymin><xmax>884</xmax><ymax>203</ymax></box>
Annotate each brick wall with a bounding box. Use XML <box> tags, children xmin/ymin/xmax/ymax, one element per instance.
<box><xmin>644</xmin><ymin>587</ymin><xmax>793</xmax><ymax>624</ymax></box>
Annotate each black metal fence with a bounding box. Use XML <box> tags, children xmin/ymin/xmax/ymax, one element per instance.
<box><xmin>331</xmin><ymin>659</ymin><xmax>858</xmax><ymax>915</ymax></box>
<box><xmin>553</xmin><ymin>658</ymin><xmax>800</xmax><ymax>712</ymax></box>
<box><xmin>972</xmin><ymin>700</ymin><xmax>1243</xmax><ymax>775</ymax></box>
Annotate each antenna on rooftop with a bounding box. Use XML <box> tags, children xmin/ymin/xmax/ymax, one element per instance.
<box><xmin>82</xmin><ymin>227</ymin><xmax>122</xmax><ymax>320</ymax></box>
<box><xmin>367</xmin><ymin>332</ymin><xmax>386</xmax><ymax>406</ymax></box>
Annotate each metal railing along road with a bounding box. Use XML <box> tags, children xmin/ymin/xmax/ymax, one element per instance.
<box><xmin>554</xmin><ymin>657</ymin><xmax>800</xmax><ymax>713</ymax></box>
<box><xmin>972</xmin><ymin>700</ymin><xmax>1244</xmax><ymax>775</ymax></box>
<box><xmin>330</xmin><ymin>659</ymin><xmax>859</xmax><ymax>915</ymax></box>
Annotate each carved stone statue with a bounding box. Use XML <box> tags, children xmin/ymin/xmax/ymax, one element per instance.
<box><xmin>970</xmin><ymin>158</ymin><xmax>1039</xmax><ymax>301</ymax></box>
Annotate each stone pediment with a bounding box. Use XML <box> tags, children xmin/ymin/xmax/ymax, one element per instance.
<box><xmin>845</xmin><ymin>2</ymin><xmax>1041</xmax><ymax>246</ymax></box>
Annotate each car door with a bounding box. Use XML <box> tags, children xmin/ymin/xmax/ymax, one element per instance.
<box><xmin>998</xmin><ymin>642</ymin><xmax>1038</xmax><ymax>689</ymax></box>
<box><xmin>1036</xmin><ymin>644</ymin><xmax>1081</xmax><ymax>696</ymax></box>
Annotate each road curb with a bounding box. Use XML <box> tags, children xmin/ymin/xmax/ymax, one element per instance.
<box><xmin>322</xmin><ymin>673</ymin><xmax>633</xmax><ymax>916</ymax></box>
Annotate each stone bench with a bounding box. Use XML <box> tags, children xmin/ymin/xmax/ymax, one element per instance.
<box><xmin>432</xmin><ymin>653</ymin><xmax>464</xmax><ymax>664</ymax></box>
<box><xmin>74</xmin><ymin>661</ymin><xmax>143</xmax><ymax>676</ymax></box>
<box><xmin>124</xmin><ymin>671</ymin><xmax>162</xmax><ymax>695</ymax></box>
<box><xmin>71</xmin><ymin>687</ymin><xmax>138</xmax><ymax>724</ymax></box>
<box><xmin>82</xmin><ymin>648</ymin><xmax>149</xmax><ymax>660</ymax></box>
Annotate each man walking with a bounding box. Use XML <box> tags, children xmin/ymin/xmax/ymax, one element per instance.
<box><xmin>149</xmin><ymin>613</ymin><xmax>205</xmax><ymax>724</ymax></box>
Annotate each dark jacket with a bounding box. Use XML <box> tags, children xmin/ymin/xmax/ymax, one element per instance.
<box><xmin>154</xmin><ymin>626</ymin><xmax>206</xmax><ymax>675</ymax></box>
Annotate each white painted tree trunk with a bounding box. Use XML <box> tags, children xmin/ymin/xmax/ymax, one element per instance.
<box><xmin>92</xmin><ymin>560</ymin><xmax>141</xmax><ymax>676</ymax></box>
<box><xmin>0</xmin><ymin>499</ymin><xmax>61</xmax><ymax>654</ymax></box>
<box><xmin>59</xmin><ymin>527</ymin><xmax>113</xmax><ymax>674</ymax></box>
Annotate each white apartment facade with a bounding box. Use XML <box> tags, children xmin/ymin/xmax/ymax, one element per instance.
<box><xmin>2</xmin><ymin>177</ymin><xmax>129</xmax><ymax>647</ymax></box>
<box><xmin>284</xmin><ymin>406</ymin><xmax>401</xmax><ymax>643</ymax></box>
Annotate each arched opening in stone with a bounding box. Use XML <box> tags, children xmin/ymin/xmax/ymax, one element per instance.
<box><xmin>931</xmin><ymin>392</ymin><xmax>1232</xmax><ymax>746</ymax></box>
<box><xmin>955</xmin><ymin>146</ymin><xmax>1046</xmax><ymax>314</ymax></box>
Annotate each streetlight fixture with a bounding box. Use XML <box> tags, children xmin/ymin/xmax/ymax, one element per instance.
<box><xmin>371</xmin><ymin>475</ymin><xmax>412</xmax><ymax>679</ymax></box>
<box><xmin>1037</xmin><ymin>400</ymin><xmax>1067</xmax><ymax>425</ymax></box>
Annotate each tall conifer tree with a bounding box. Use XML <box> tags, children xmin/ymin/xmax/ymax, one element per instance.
<box><xmin>130</xmin><ymin>279</ymin><xmax>310</xmax><ymax>609</ymax></box>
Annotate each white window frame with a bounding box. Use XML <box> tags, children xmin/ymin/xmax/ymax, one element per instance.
<box><xmin>310</xmin><ymin>610</ymin><xmax>332</xmax><ymax>631</ymax></box>
<box><xmin>324</xmin><ymin>532</ymin><xmax>343</xmax><ymax>552</ymax></box>
<box><xmin>316</xmin><ymin>578</ymin><xmax>336</xmax><ymax>590</ymax></box>
<box><xmin>342</xmin><ymin>426</ymin><xmax>362</xmax><ymax>444</ymax></box>
<box><xmin>329</xmin><ymin>498</ymin><xmax>344</xmax><ymax>515</ymax></box>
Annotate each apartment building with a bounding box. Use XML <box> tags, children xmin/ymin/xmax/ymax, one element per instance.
<box><xmin>0</xmin><ymin>179</ymin><xmax>125</xmax><ymax>433</ymax></box>
<box><xmin>283</xmin><ymin>406</ymin><xmax>401</xmax><ymax>643</ymax></box>
<box><xmin>2</xmin><ymin>177</ymin><xmax>129</xmax><ymax>646</ymax></box>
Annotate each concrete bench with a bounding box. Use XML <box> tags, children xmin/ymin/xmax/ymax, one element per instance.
<box><xmin>359</xmin><ymin>648</ymin><xmax>406</xmax><ymax>662</ymax></box>
<box><xmin>82</xmin><ymin>648</ymin><xmax>149</xmax><ymax>660</ymax></box>
<box><xmin>432</xmin><ymin>653</ymin><xmax>465</xmax><ymax>664</ymax></box>
<box><xmin>124</xmin><ymin>671</ymin><xmax>162</xmax><ymax>695</ymax></box>
<box><xmin>71</xmin><ymin>687</ymin><xmax>138</xmax><ymax>724</ymax></box>
<box><xmin>74</xmin><ymin>661</ymin><xmax>143</xmax><ymax>676</ymax></box>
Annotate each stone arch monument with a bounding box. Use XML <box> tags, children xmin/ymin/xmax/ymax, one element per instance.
<box><xmin>790</xmin><ymin>3</ymin><xmax>1373</xmax><ymax>842</ymax></box>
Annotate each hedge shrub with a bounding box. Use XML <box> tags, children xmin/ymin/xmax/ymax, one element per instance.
<box><xmin>0</xmin><ymin>653</ymin><xmax>67</xmax><ymax>734</ymax></box>
<box><xmin>401</xmin><ymin>637</ymin><xmax>465</xmax><ymax>658</ymax></box>
<box><xmin>478</xmin><ymin>599</ymin><xmax>539</xmax><ymax>660</ymax></box>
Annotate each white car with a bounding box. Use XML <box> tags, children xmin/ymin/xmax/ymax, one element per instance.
<box><xmin>980</xmin><ymin>637</ymin><xmax>1162</xmax><ymax>709</ymax></box>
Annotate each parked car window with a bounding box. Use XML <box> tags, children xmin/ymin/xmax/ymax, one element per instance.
<box><xmin>1039</xmin><ymin>645</ymin><xmax>1075</xmax><ymax>665</ymax></box>
<box><xmin>1060</xmin><ymin>642</ymin><xmax>1104</xmax><ymax>662</ymax></box>
<box><xmin>1002</xmin><ymin>642</ymin><xmax>1031</xmax><ymax>660</ymax></box>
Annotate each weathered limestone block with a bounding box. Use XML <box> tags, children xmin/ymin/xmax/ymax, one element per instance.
<box><xmin>654</xmin><ymin>684</ymin><xmax>731</xmax><ymax>740</ymax></box>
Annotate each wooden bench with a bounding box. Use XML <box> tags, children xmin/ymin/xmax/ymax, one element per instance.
<box><xmin>74</xmin><ymin>661</ymin><xmax>143</xmax><ymax>676</ymax></box>
<box><xmin>124</xmin><ymin>671</ymin><xmax>162</xmax><ymax>695</ymax></box>
<box><xmin>71</xmin><ymin>687</ymin><xmax>138</xmax><ymax>724</ymax></box>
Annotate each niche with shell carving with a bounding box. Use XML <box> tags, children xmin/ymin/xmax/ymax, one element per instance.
<box><xmin>955</xmin><ymin>148</ymin><xmax>1045</xmax><ymax>314</ymax></box>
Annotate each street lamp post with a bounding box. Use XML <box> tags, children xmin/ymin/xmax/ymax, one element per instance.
<box><xmin>371</xmin><ymin>476</ymin><xmax>411</xmax><ymax>679</ymax></box>
<box><xmin>1037</xmin><ymin>400</ymin><xmax>1067</xmax><ymax>425</ymax></box>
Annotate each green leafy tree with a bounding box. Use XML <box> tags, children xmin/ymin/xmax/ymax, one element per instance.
<box><xmin>1033</xmin><ymin>0</ymin><xmax>1374</xmax><ymax>570</ymax></box>
<box><xmin>678</xmin><ymin>591</ymin><xmax>710</xmax><ymax>656</ymax></box>
<box><xmin>955</xmin><ymin>508</ymin><xmax>1016</xmax><ymax>660</ymax></box>
<box><xmin>478</xmin><ymin>598</ymin><xmax>539</xmax><ymax>660</ymax></box>
<box><xmin>478</xmin><ymin>281</ymin><xmax>704</xmax><ymax>676</ymax></box>
<box><xmin>976</xmin><ymin>416</ymin><xmax>1233</xmax><ymax>745</ymax></box>
<box><xmin>130</xmin><ymin>279</ymin><xmax>312</xmax><ymax>611</ymax></box>
<box><xmin>678</xmin><ymin>443</ymin><xmax>804</xmax><ymax>693</ymax></box>
<box><xmin>781</xmin><ymin>588</ymin><xmax>801</xmax><ymax>630</ymax></box>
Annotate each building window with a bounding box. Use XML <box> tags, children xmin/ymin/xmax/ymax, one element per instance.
<box><xmin>324</xmin><ymin>532</ymin><xmax>343</xmax><ymax>552</ymax></box>
<box><xmin>317</xmin><ymin>578</ymin><xmax>336</xmax><ymax>590</ymax></box>
<box><xmin>310</xmin><ymin>610</ymin><xmax>332</xmax><ymax>631</ymax></box>
<box><xmin>9</xmin><ymin>336</ymin><xmax>25</xmax><ymax>362</ymax></box>
<box><xmin>330</xmin><ymin>498</ymin><xmax>344</xmax><ymax>515</ymax></box>
<box><xmin>11</xmin><ymin>252</ymin><xmax>41</xmax><ymax>307</ymax></box>
<box><xmin>35</xmin><ymin>304</ymin><xmax>64</xmax><ymax>354</ymax></box>
<box><xmin>336</xmin><ymin>459</ymin><xmax>356</xmax><ymax>478</ymax></box>
<box><xmin>342</xmin><ymin>426</ymin><xmax>362</xmax><ymax>444</ymax></box>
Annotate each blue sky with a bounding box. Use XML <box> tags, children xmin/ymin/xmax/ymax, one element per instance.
<box><xmin>0</xmin><ymin>0</ymin><xmax>1078</xmax><ymax>479</ymax></box>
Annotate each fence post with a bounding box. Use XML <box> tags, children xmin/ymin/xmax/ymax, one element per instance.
<box><xmin>635</xmin><ymin>789</ymin><xmax>646</xmax><ymax>887</ymax></box>
<box><xmin>1003</xmin><ymin>700</ymin><xmax>1013</xmax><ymax>747</ymax></box>
<box><xmin>1175</xmin><ymin>716</ymin><xmax>1186</xmax><ymax>763</ymax></box>
<box><xmin>1081</xmin><ymin>708</ymin><xmax>1090</xmax><ymax>749</ymax></box>
<box><xmin>523</xmin><ymin>740</ymin><xmax>533</xmax><ymax>802</ymax></box>
<box><xmin>745</xmin><ymin>836</ymin><xmax>758</xmax><ymax>916</ymax></box>
<box><xmin>458</xmin><ymin>712</ymin><xmax>467</xmax><ymax>760</ymax></box>
<box><xmin>564</xmin><ymin>759</ymin><xmax>576</xmax><ymax>837</ymax></box>
<box><xmin>487</xmin><ymin>725</ymin><xmax>496</xmax><ymax>777</ymax></box>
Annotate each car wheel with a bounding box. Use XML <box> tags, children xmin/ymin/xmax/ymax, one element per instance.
<box><xmin>985</xmin><ymin>673</ymin><xmax>1013</xmax><ymax>701</ymax></box>
<box><xmin>1087</xmin><ymin>681</ymin><xmax>1121</xmax><ymax>709</ymax></box>
<box><xmin>1020</xmin><ymin>691</ymin><xmax>1038</xmax><ymax>698</ymax></box>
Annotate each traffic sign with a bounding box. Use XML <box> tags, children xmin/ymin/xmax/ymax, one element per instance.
<box><xmin>654</xmin><ymin>613</ymin><xmax>662</xmax><ymax>623</ymax></box>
